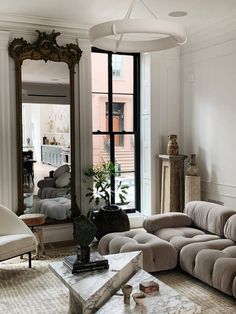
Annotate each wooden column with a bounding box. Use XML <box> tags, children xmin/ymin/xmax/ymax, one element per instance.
<box><xmin>159</xmin><ymin>154</ymin><xmax>187</xmax><ymax>213</ymax></box>
<box><xmin>185</xmin><ymin>175</ymin><xmax>201</xmax><ymax>205</ymax></box>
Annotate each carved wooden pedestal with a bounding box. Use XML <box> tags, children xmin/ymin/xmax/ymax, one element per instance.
<box><xmin>185</xmin><ymin>175</ymin><xmax>201</xmax><ymax>205</ymax></box>
<box><xmin>159</xmin><ymin>154</ymin><xmax>187</xmax><ymax>213</ymax></box>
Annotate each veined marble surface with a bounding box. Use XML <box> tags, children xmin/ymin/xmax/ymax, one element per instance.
<box><xmin>97</xmin><ymin>269</ymin><xmax>202</xmax><ymax>314</ymax></box>
<box><xmin>49</xmin><ymin>251</ymin><xmax>143</xmax><ymax>314</ymax></box>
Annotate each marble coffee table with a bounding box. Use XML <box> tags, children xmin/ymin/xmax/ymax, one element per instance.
<box><xmin>97</xmin><ymin>268</ymin><xmax>201</xmax><ymax>314</ymax></box>
<box><xmin>49</xmin><ymin>251</ymin><xmax>143</xmax><ymax>314</ymax></box>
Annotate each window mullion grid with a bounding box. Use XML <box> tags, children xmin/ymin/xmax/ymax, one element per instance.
<box><xmin>108</xmin><ymin>52</ymin><xmax>116</xmax><ymax>204</ymax></box>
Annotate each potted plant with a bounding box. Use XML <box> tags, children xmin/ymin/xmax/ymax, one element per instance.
<box><xmin>85</xmin><ymin>161</ymin><xmax>130</xmax><ymax>240</ymax></box>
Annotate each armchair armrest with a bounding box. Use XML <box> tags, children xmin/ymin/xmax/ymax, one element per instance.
<box><xmin>143</xmin><ymin>212</ymin><xmax>192</xmax><ymax>233</ymax></box>
<box><xmin>0</xmin><ymin>204</ymin><xmax>34</xmax><ymax>236</ymax></box>
<box><xmin>37</xmin><ymin>178</ymin><xmax>55</xmax><ymax>189</ymax></box>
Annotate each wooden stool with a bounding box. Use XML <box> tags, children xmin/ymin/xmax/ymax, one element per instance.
<box><xmin>19</xmin><ymin>213</ymin><xmax>45</xmax><ymax>259</ymax></box>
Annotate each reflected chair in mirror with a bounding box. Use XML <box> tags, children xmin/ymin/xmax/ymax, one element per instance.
<box><xmin>0</xmin><ymin>204</ymin><xmax>37</xmax><ymax>268</ymax></box>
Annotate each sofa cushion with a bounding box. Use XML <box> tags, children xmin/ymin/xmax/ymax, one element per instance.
<box><xmin>185</xmin><ymin>201</ymin><xmax>236</xmax><ymax>236</ymax></box>
<box><xmin>0</xmin><ymin>234</ymin><xmax>35</xmax><ymax>260</ymax></box>
<box><xmin>53</xmin><ymin>164</ymin><xmax>70</xmax><ymax>179</ymax></box>
<box><xmin>38</xmin><ymin>187</ymin><xmax>68</xmax><ymax>199</ymax></box>
<box><xmin>154</xmin><ymin>227</ymin><xmax>204</xmax><ymax>242</ymax></box>
<box><xmin>98</xmin><ymin>230</ymin><xmax>178</xmax><ymax>272</ymax></box>
<box><xmin>55</xmin><ymin>172</ymin><xmax>71</xmax><ymax>188</ymax></box>
<box><xmin>180</xmin><ymin>241</ymin><xmax>236</xmax><ymax>297</ymax></box>
<box><xmin>143</xmin><ymin>212</ymin><xmax>192</xmax><ymax>234</ymax></box>
<box><xmin>224</xmin><ymin>214</ymin><xmax>236</xmax><ymax>241</ymax></box>
<box><xmin>180</xmin><ymin>239</ymin><xmax>235</xmax><ymax>276</ymax></box>
<box><xmin>155</xmin><ymin>227</ymin><xmax>219</xmax><ymax>252</ymax></box>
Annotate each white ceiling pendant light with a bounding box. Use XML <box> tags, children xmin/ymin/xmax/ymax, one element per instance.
<box><xmin>89</xmin><ymin>0</ymin><xmax>187</xmax><ymax>53</ymax></box>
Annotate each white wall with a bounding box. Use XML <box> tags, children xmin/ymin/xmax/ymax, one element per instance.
<box><xmin>181</xmin><ymin>26</ymin><xmax>236</xmax><ymax>207</ymax></box>
<box><xmin>141</xmin><ymin>48</ymin><xmax>181</xmax><ymax>215</ymax></box>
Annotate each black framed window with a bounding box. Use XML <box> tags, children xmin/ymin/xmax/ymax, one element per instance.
<box><xmin>91</xmin><ymin>48</ymin><xmax>140</xmax><ymax>212</ymax></box>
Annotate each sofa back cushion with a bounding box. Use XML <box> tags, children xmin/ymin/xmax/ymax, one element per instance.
<box><xmin>185</xmin><ymin>201</ymin><xmax>236</xmax><ymax>236</ymax></box>
<box><xmin>143</xmin><ymin>212</ymin><xmax>192</xmax><ymax>233</ymax></box>
<box><xmin>224</xmin><ymin>214</ymin><xmax>236</xmax><ymax>241</ymax></box>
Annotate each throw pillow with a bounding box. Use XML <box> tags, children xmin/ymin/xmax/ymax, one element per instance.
<box><xmin>53</xmin><ymin>164</ymin><xmax>70</xmax><ymax>179</ymax></box>
<box><xmin>55</xmin><ymin>172</ymin><xmax>71</xmax><ymax>188</ymax></box>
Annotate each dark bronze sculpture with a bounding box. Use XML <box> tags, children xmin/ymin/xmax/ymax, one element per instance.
<box><xmin>73</xmin><ymin>215</ymin><xmax>97</xmax><ymax>262</ymax></box>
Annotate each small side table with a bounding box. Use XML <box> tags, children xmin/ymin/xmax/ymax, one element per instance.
<box><xmin>19</xmin><ymin>213</ymin><xmax>45</xmax><ymax>259</ymax></box>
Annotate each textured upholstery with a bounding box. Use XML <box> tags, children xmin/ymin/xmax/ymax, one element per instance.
<box><xmin>38</xmin><ymin>186</ymin><xmax>69</xmax><ymax>199</ymax></box>
<box><xmin>143</xmin><ymin>212</ymin><xmax>192</xmax><ymax>234</ymax></box>
<box><xmin>0</xmin><ymin>204</ymin><xmax>37</xmax><ymax>263</ymax></box>
<box><xmin>53</xmin><ymin>164</ymin><xmax>70</xmax><ymax>178</ymax></box>
<box><xmin>98</xmin><ymin>230</ymin><xmax>178</xmax><ymax>272</ymax></box>
<box><xmin>185</xmin><ymin>201</ymin><xmax>236</xmax><ymax>236</ymax></box>
<box><xmin>224</xmin><ymin>214</ymin><xmax>236</xmax><ymax>241</ymax></box>
<box><xmin>143</xmin><ymin>201</ymin><xmax>236</xmax><ymax>297</ymax></box>
<box><xmin>37</xmin><ymin>165</ymin><xmax>70</xmax><ymax>199</ymax></box>
<box><xmin>29</xmin><ymin>197</ymin><xmax>71</xmax><ymax>220</ymax></box>
<box><xmin>180</xmin><ymin>239</ymin><xmax>236</xmax><ymax>296</ymax></box>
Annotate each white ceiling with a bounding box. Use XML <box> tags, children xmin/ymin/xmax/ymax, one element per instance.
<box><xmin>4</xmin><ymin>0</ymin><xmax>235</xmax><ymax>83</ymax></box>
<box><xmin>0</xmin><ymin>0</ymin><xmax>236</xmax><ymax>35</ymax></box>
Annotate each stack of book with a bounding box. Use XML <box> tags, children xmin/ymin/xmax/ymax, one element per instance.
<box><xmin>64</xmin><ymin>252</ymin><xmax>109</xmax><ymax>274</ymax></box>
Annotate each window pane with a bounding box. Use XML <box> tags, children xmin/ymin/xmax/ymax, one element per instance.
<box><xmin>92</xmin><ymin>94</ymin><xmax>109</xmax><ymax>132</ymax></box>
<box><xmin>115</xmin><ymin>134</ymin><xmax>135</xmax><ymax>172</ymax></box>
<box><xmin>112</xmin><ymin>55</ymin><xmax>133</xmax><ymax>94</ymax></box>
<box><xmin>93</xmin><ymin>135</ymin><xmax>110</xmax><ymax>166</ymax></box>
<box><xmin>115</xmin><ymin>172</ymin><xmax>135</xmax><ymax>210</ymax></box>
<box><xmin>92</xmin><ymin>53</ymin><xmax>108</xmax><ymax>93</ymax></box>
<box><xmin>112</xmin><ymin>96</ymin><xmax>133</xmax><ymax>132</ymax></box>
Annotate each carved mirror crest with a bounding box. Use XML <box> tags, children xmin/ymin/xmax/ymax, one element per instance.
<box><xmin>9</xmin><ymin>30</ymin><xmax>82</xmax><ymax>221</ymax></box>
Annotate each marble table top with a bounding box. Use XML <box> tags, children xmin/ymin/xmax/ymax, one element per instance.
<box><xmin>49</xmin><ymin>251</ymin><xmax>143</xmax><ymax>313</ymax></box>
<box><xmin>97</xmin><ymin>269</ymin><xmax>202</xmax><ymax>314</ymax></box>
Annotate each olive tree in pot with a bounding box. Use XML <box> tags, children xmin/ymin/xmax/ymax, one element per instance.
<box><xmin>85</xmin><ymin>161</ymin><xmax>130</xmax><ymax>241</ymax></box>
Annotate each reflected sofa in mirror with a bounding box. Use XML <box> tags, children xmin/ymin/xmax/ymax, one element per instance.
<box><xmin>9</xmin><ymin>30</ymin><xmax>82</xmax><ymax>223</ymax></box>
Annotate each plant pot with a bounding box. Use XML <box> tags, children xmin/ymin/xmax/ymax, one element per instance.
<box><xmin>92</xmin><ymin>205</ymin><xmax>130</xmax><ymax>241</ymax></box>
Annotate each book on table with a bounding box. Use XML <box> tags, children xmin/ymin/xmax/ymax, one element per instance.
<box><xmin>64</xmin><ymin>252</ymin><xmax>109</xmax><ymax>273</ymax></box>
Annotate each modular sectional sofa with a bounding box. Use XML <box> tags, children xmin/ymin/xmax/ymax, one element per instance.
<box><xmin>99</xmin><ymin>201</ymin><xmax>236</xmax><ymax>298</ymax></box>
<box><xmin>143</xmin><ymin>201</ymin><xmax>236</xmax><ymax>298</ymax></box>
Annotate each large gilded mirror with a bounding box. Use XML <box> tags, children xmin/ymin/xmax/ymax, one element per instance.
<box><xmin>9</xmin><ymin>30</ymin><xmax>82</xmax><ymax>222</ymax></box>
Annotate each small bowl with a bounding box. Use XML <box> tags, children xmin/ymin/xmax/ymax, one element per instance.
<box><xmin>132</xmin><ymin>292</ymin><xmax>146</xmax><ymax>305</ymax></box>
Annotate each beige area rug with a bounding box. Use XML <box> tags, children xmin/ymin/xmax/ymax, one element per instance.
<box><xmin>1</xmin><ymin>242</ymin><xmax>236</xmax><ymax>314</ymax></box>
<box><xmin>0</xmin><ymin>261</ymin><xmax>69</xmax><ymax>314</ymax></box>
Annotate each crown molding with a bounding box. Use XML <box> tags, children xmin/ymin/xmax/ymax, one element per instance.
<box><xmin>181</xmin><ymin>14</ymin><xmax>236</xmax><ymax>55</ymax></box>
<box><xmin>0</xmin><ymin>13</ymin><xmax>89</xmax><ymax>39</ymax></box>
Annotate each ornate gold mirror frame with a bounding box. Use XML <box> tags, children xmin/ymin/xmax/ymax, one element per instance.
<box><xmin>9</xmin><ymin>30</ymin><xmax>82</xmax><ymax>217</ymax></box>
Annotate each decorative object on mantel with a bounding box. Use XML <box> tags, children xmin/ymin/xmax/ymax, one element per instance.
<box><xmin>64</xmin><ymin>215</ymin><xmax>109</xmax><ymax>273</ymax></box>
<box><xmin>186</xmin><ymin>154</ymin><xmax>199</xmax><ymax>176</ymax></box>
<box><xmin>85</xmin><ymin>162</ymin><xmax>130</xmax><ymax>241</ymax></box>
<box><xmin>167</xmin><ymin>134</ymin><xmax>179</xmax><ymax>155</ymax></box>
<box><xmin>89</xmin><ymin>0</ymin><xmax>187</xmax><ymax>53</ymax></box>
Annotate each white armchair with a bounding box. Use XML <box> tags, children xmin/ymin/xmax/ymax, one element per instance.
<box><xmin>0</xmin><ymin>204</ymin><xmax>37</xmax><ymax>267</ymax></box>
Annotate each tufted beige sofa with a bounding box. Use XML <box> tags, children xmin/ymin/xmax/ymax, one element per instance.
<box><xmin>98</xmin><ymin>230</ymin><xmax>178</xmax><ymax>272</ymax></box>
<box><xmin>143</xmin><ymin>201</ymin><xmax>236</xmax><ymax>298</ymax></box>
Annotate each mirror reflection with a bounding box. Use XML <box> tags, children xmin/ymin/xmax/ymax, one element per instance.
<box><xmin>22</xmin><ymin>60</ymin><xmax>72</xmax><ymax>222</ymax></box>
